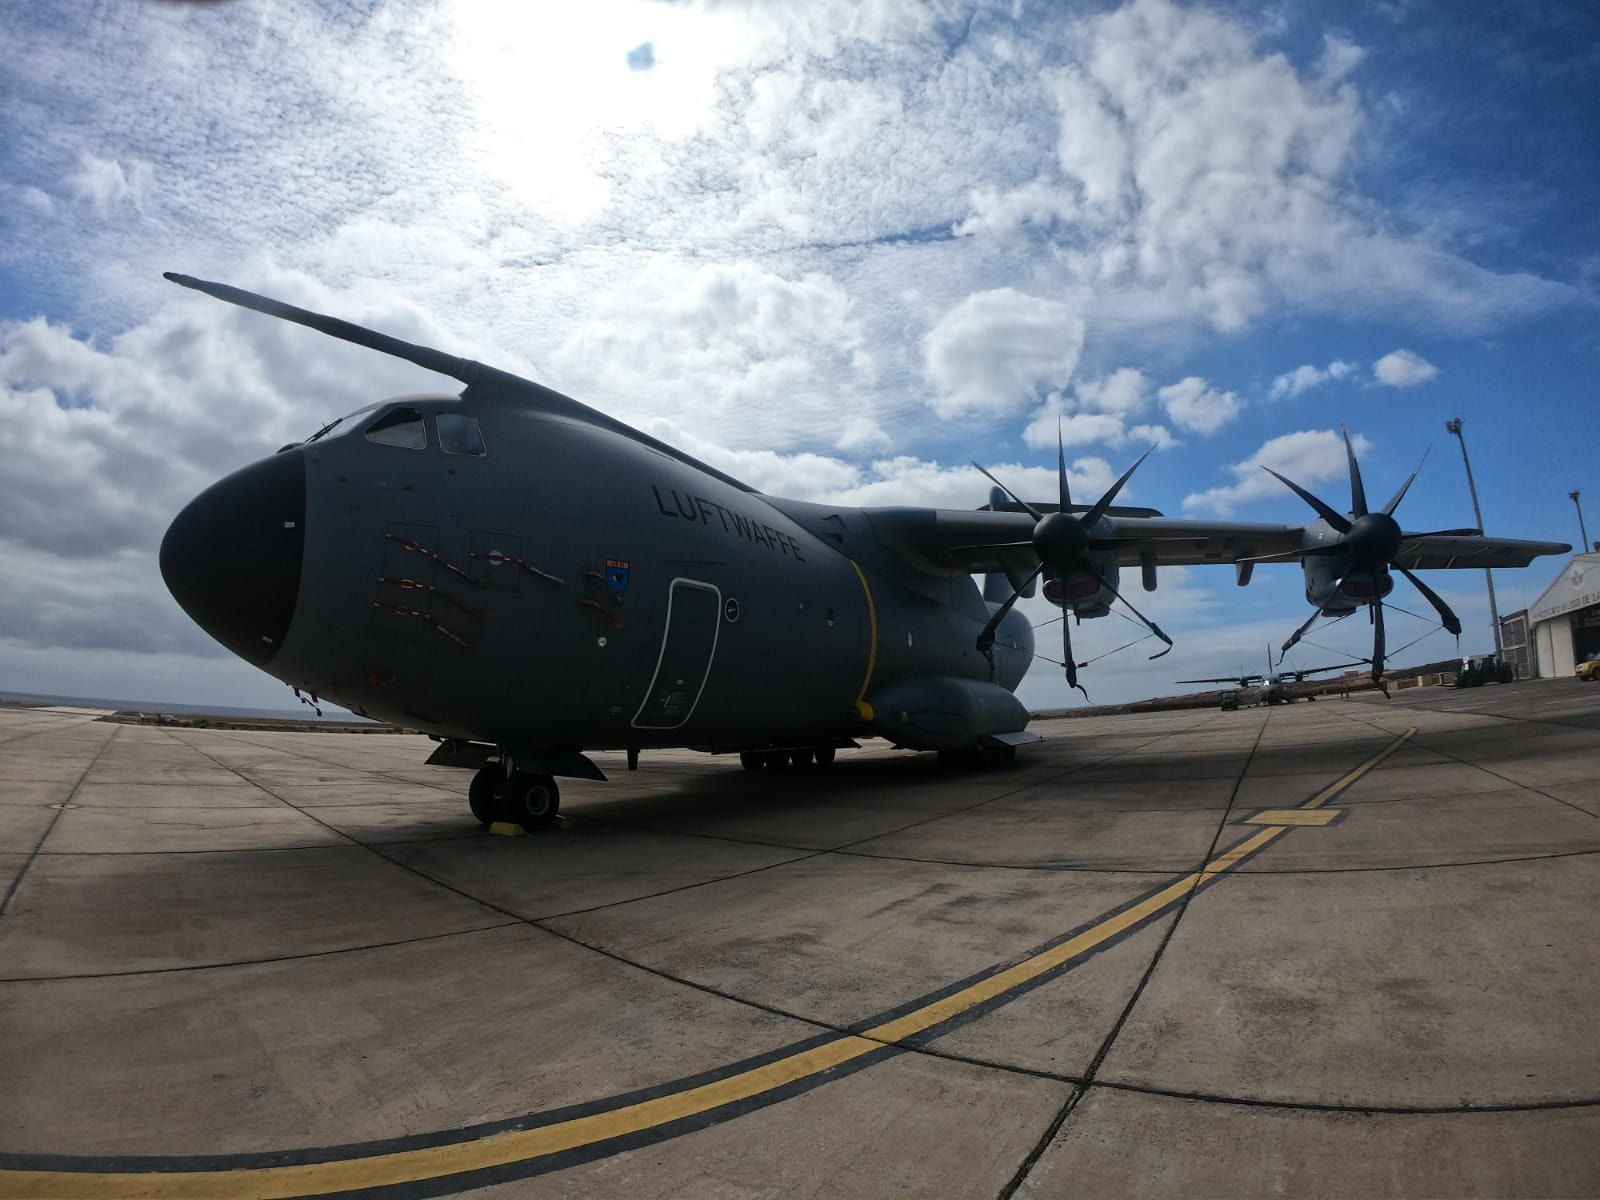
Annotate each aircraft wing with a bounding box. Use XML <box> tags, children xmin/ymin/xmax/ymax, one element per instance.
<box><xmin>860</xmin><ymin>508</ymin><xmax>1568</xmax><ymax>576</ymax></box>
<box><xmin>1177</xmin><ymin>675</ymin><xmax>1259</xmax><ymax>685</ymax></box>
<box><xmin>1291</xmin><ymin>661</ymin><xmax>1368</xmax><ymax>678</ymax></box>
<box><xmin>1393</xmin><ymin>535</ymin><xmax>1570</xmax><ymax>570</ymax></box>
<box><xmin>861</xmin><ymin>509</ymin><xmax>1305</xmax><ymax>574</ymax></box>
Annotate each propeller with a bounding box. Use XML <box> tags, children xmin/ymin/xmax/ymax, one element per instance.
<box><xmin>975</xmin><ymin>426</ymin><xmax>1172</xmax><ymax>695</ymax></box>
<box><xmin>1265</xmin><ymin>427</ymin><xmax>1463</xmax><ymax>683</ymax></box>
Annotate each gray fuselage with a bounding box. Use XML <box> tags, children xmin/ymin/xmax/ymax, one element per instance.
<box><xmin>166</xmin><ymin>387</ymin><xmax>1034</xmax><ymax>758</ymax></box>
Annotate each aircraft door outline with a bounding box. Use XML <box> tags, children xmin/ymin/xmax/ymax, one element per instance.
<box><xmin>632</xmin><ymin>578</ymin><xmax>722</xmax><ymax>730</ymax></box>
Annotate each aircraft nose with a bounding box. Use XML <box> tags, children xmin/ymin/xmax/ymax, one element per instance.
<box><xmin>160</xmin><ymin>450</ymin><xmax>306</xmax><ymax>667</ymax></box>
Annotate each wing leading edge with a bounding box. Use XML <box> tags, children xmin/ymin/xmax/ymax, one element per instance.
<box><xmin>860</xmin><ymin>508</ymin><xmax>1568</xmax><ymax>576</ymax></box>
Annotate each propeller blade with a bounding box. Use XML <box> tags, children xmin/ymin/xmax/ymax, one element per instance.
<box><xmin>1395</xmin><ymin>564</ymin><xmax>1462</xmax><ymax>636</ymax></box>
<box><xmin>1057</xmin><ymin>418</ymin><xmax>1071</xmax><ymax>510</ymax></box>
<box><xmin>1382</xmin><ymin>445</ymin><xmax>1430</xmax><ymax>515</ymax></box>
<box><xmin>1342</xmin><ymin>425</ymin><xmax>1368</xmax><ymax>517</ymax></box>
<box><xmin>970</xmin><ymin>462</ymin><xmax>1043</xmax><ymax>521</ymax></box>
<box><xmin>1092</xmin><ymin>568</ymin><xmax>1173</xmax><ymax>659</ymax></box>
<box><xmin>1400</xmin><ymin>527</ymin><xmax>1482</xmax><ymax>539</ymax></box>
<box><xmin>1370</xmin><ymin>585</ymin><xmax>1387</xmax><ymax>683</ymax></box>
<box><xmin>1062</xmin><ymin>611</ymin><xmax>1080</xmax><ymax>692</ymax></box>
<box><xmin>1279</xmin><ymin>605</ymin><xmax>1324</xmax><ymax>662</ymax></box>
<box><xmin>976</xmin><ymin>563</ymin><xmax>1044</xmax><ymax>654</ymax></box>
<box><xmin>1082</xmin><ymin>447</ymin><xmax>1154</xmax><ymax>528</ymax></box>
<box><xmin>1260</xmin><ymin>466</ymin><xmax>1353</xmax><ymax>533</ymax></box>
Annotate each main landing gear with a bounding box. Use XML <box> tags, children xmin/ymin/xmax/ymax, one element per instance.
<box><xmin>469</xmin><ymin>765</ymin><xmax>562</xmax><ymax>831</ymax></box>
<box><xmin>739</xmin><ymin>746</ymin><xmax>838</xmax><ymax>771</ymax></box>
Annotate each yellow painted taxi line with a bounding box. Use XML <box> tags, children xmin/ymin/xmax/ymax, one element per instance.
<box><xmin>1302</xmin><ymin>727</ymin><xmax>1415</xmax><ymax>808</ymax></box>
<box><xmin>1245</xmin><ymin>808</ymin><xmax>1342</xmax><ymax>826</ymax></box>
<box><xmin>867</xmin><ymin>824</ymin><xmax>1287</xmax><ymax>1044</ymax></box>
<box><xmin>2</xmin><ymin>1037</ymin><xmax>885</xmax><ymax>1200</ymax></box>
<box><xmin>0</xmin><ymin>728</ymin><xmax>1418</xmax><ymax>1200</ymax></box>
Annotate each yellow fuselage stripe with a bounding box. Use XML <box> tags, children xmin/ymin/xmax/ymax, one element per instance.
<box><xmin>0</xmin><ymin>728</ymin><xmax>1417</xmax><ymax>1200</ymax></box>
<box><xmin>847</xmin><ymin>559</ymin><xmax>878</xmax><ymax>708</ymax></box>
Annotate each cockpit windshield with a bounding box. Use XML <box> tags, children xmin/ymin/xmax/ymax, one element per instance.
<box><xmin>365</xmin><ymin>406</ymin><xmax>428</xmax><ymax>449</ymax></box>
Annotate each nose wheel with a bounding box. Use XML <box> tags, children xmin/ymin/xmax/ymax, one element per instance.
<box><xmin>468</xmin><ymin>766</ymin><xmax>561</xmax><ymax>831</ymax></box>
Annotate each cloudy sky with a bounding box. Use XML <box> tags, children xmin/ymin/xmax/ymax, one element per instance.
<box><xmin>1</xmin><ymin>0</ymin><xmax>1596</xmax><ymax>714</ymax></box>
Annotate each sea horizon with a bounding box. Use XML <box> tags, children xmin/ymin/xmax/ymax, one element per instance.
<box><xmin>0</xmin><ymin>689</ymin><xmax>374</xmax><ymax>723</ymax></box>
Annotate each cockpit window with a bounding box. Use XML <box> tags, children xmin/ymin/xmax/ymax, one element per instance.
<box><xmin>437</xmin><ymin>413</ymin><xmax>486</xmax><ymax>457</ymax></box>
<box><xmin>365</xmin><ymin>407</ymin><xmax>427</xmax><ymax>449</ymax></box>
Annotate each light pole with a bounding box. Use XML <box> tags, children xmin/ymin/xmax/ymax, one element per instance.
<box><xmin>1445</xmin><ymin>418</ymin><xmax>1503</xmax><ymax>656</ymax></box>
<box><xmin>1572</xmin><ymin>490</ymin><xmax>1590</xmax><ymax>553</ymax></box>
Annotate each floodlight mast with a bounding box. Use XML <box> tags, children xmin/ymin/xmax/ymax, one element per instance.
<box><xmin>1571</xmin><ymin>490</ymin><xmax>1591</xmax><ymax>554</ymax></box>
<box><xmin>1445</xmin><ymin>418</ymin><xmax>1503</xmax><ymax>657</ymax></box>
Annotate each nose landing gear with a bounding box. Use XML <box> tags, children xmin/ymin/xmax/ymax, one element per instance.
<box><xmin>468</xmin><ymin>765</ymin><xmax>562</xmax><ymax>831</ymax></box>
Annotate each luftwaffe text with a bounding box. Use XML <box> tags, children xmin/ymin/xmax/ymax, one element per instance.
<box><xmin>652</xmin><ymin>485</ymin><xmax>807</xmax><ymax>561</ymax></box>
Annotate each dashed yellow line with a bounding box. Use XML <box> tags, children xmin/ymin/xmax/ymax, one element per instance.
<box><xmin>0</xmin><ymin>728</ymin><xmax>1417</xmax><ymax>1200</ymax></box>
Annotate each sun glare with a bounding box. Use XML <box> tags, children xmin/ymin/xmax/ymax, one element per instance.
<box><xmin>444</xmin><ymin>1</ymin><xmax>751</xmax><ymax>224</ymax></box>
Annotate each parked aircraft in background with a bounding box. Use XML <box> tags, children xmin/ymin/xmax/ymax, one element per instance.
<box><xmin>1179</xmin><ymin>648</ymin><xmax>1364</xmax><ymax>707</ymax></box>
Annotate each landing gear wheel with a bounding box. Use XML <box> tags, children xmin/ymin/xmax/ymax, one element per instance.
<box><xmin>740</xmin><ymin>752</ymin><xmax>765</xmax><ymax>771</ymax></box>
<box><xmin>789</xmin><ymin>748</ymin><xmax>815</xmax><ymax>768</ymax></box>
<box><xmin>763</xmin><ymin>750</ymin><xmax>790</xmax><ymax>770</ymax></box>
<box><xmin>813</xmin><ymin>746</ymin><xmax>836</xmax><ymax>767</ymax></box>
<box><xmin>500</xmin><ymin>772</ymin><xmax>561</xmax><ymax>831</ymax></box>
<box><xmin>468</xmin><ymin>767</ymin><xmax>499</xmax><ymax>826</ymax></box>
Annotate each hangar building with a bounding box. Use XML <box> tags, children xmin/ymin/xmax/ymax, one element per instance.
<box><xmin>1524</xmin><ymin>552</ymin><xmax>1600</xmax><ymax>677</ymax></box>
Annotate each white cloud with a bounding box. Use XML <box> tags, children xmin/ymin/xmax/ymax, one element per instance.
<box><xmin>1020</xmin><ymin>399</ymin><xmax>1176</xmax><ymax>454</ymax></box>
<box><xmin>1374</xmin><ymin>348</ymin><xmax>1438</xmax><ymax>387</ymax></box>
<box><xmin>837</xmin><ymin>416</ymin><xmax>893</xmax><ymax>454</ymax></box>
<box><xmin>1026</xmin><ymin>410</ymin><xmax>1125</xmax><ymax>450</ymax></box>
<box><xmin>550</xmin><ymin>259</ymin><xmax>874</xmax><ymax>450</ymax></box>
<box><xmin>1158</xmin><ymin>376</ymin><xmax>1242</xmax><ymax>435</ymax></box>
<box><xmin>64</xmin><ymin>151</ymin><xmax>151</xmax><ymax>216</ymax></box>
<box><xmin>1315</xmin><ymin>34</ymin><xmax>1367</xmax><ymax>84</ymax></box>
<box><xmin>828</xmin><ymin>456</ymin><xmax>1117</xmax><ymax>511</ymax></box>
<box><xmin>954</xmin><ymin>0</ymin><xmax>1568</xmax><ymax>335</ymax></box>
<box><xmin>1182</xmin><ymin>428</ymin><xmax>1372</xmax><ymax>514</ymax></box>
<box><xmin>923</xmin><ymin>288</ymin><xmax>1084</xmax><ymax>419</ymax></box>
<box><xmin>1269</xmin><ymin>358</ymin><xmax>1355</xmax><ymax>399</ymax></box>
<box><xmin>1127</xmin><ymin>422</ymin><xmax>1179</xmax><ymax>450</ymax></box>
<box><xmin>1074</xmin><ymin>367</ymin><xmax>1150</xmax><ymax>415</ymax></box>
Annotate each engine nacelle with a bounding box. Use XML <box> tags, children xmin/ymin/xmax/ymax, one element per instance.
<box><xmin>1042</xmin><ymin>559</ymin><xmax>1118</xmax><ymax>619</ymax></box>
<box><xmin>1303</xmin><ymin>555</ymin><xmax>1392</xmax><ymax>613</ymax></box>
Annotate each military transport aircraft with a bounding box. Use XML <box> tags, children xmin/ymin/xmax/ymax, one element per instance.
<box><xmin>156</xmin><ymin>273</ymin><xmax>1569</xmax><ymax>830</ymax></box>
<box><xmin>1178</xmin><ymin>648</ymin><xmax>1366</xmax><ymax>706</ymax></box>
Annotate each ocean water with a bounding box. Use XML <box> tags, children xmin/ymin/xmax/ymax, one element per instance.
<box><xmin>0</xmin><ymin>690</ymin><xmax>374</xmax><ymax>723</ymax></box>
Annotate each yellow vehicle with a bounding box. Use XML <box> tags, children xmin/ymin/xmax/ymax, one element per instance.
<box><xmin>1578</xmin><ymin>656</ymin><xmax>1600</xmax><ymax>682</ymax></box>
